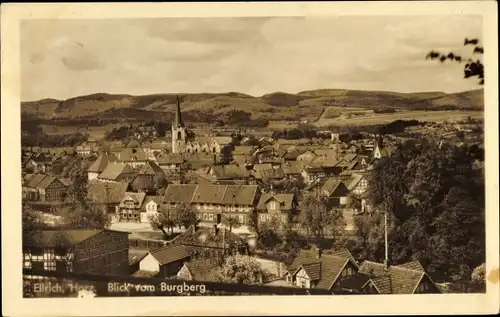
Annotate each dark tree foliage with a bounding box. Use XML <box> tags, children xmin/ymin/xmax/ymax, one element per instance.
<box><xmin>21</xmin><ymin>131</ymin><xmax>89</xmax><ymax>147</ymax></box>
<box><xmin>426</xmin><ymin>38</ymin><xmax>484</xmax><ymax>85</ymax></box>
<box><xmin>355</xmin><ymin>138</ymin><xmax>485</xmax><ymax>281</ymax></box>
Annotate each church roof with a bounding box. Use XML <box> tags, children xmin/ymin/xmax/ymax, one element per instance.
<box><xmin>174</xmin><ymin>95</ymin><xmax>184</xmax><ymax>127</ymax></box>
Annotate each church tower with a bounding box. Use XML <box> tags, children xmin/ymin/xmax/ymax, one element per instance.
<box><xmin>171</xmin><ymin>95</ymin><xmax>186</xmax><ymax>154</ymax></box>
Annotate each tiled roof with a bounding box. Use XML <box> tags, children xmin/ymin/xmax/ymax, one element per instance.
<box><xmin>24</xmin><ymin>174</ymin><xmax>47</xmax><ymax>188</ymax></box>
<box><xmin>87</xmin><ymin>153</ymin><xmax>118</xmax><ymax>172</ymax></box>
<box><xmin>301</xmin><ymin>262</ymin><xmax>322</xmax><ymax>281</ymax></box>
<box><xmin>221</xmin><ymin>185</ymin><xmax>259</xmax><ymax>206</ymax></box>
<box><xmin>37</xmin><ymin>176</ymin><xmax>59</xmax><ymax>189</ymax></box>
<box><xmin>87</xmin><ymin>181</ymin><xmax>130</xmax><ymax>204</ymax></box>
<box><xmin>359</xmin><ymin>260</ymin><xmax>388</xmax><ymax>277</ymax></box>
<box><xmin>117</xmin><ymin>148</ymin><xmax>148</xmax><ymax>162</ymax></box>
<box><xmin>130</xmin><ymin>174</ymin><xmax>155</xmax><ymax>192</ymax></box>
<box><xmin>119</xmin><ymin>192</ymin><xmax>147</xmax><ymax>208</ymax></box>
<box><xmin>397</xmin><ymin>261</ymin><xmax>425</xmax><ymax>271</ymax></box>
<box><xmin>359</xmin><ymin>260</ymin><xmax>431</xmax><ymax>294</ymax></box>
<box><xmin>23</xmin><ymin>229</ymin><xmax>121</xmax><ymax>247</ymax></box>
<box><xmin>210</xmin><ymin>164</ymin><xmax>250</xmax><ymax>179</ymax></box>
<box><xmin>321</xmin><ymin>178</ymin><xmax>348</xmax><ymax>197</ymax></box>
<box><xmin>192</xmin><ymin>184</ymin><xmax>227</xmax><ymax>204</ymax></box>
<box><xmin>257</xmin><ymin>193</ymin><xmax>295</xmax><ymax>211</ymax></box>
<box><xmin>343</xmin><ymin>153</ymin><xmax>359</xmax><ymax>162</ymax></box>
<box><xmin>315</xmin><ymin>255</ymin><xmax>349</xmax><ymax>290</ymax></box>
<box><xmin>281</xmin><ymin>161</ymin><xmax>304</xmax><ymax>175</ymax></box>
<box><xmin>141</xmin><ymin>196</ymin><xmax>163</xmax><ymax>211</ymax></box>
<box><xmin>282</xmin><ymin>149</ymin><xmax>306</xmax><ymax>160</ymax></box>
<box><xmin>288</xmin><ymin>247</ymin><xmax>355</xmax><ymax>291</ymax></box>
<box><xmin>163</xmin><ymin>184</ymin><xmax>198</xmax><ymax>203</ymax></box>
<box><xmin>335</xmin><ymin>272</ymin><xmax>372</xmax><ymax>292</ymax></box>
<box><xmin>345</xmin><ymin>173</ymin><xmax>364</xmax><ymax>191</ymax></box>
<box><xmin>183</xmin><ymin>258</ymin><xmax>220</xmax><ymax>282</ymax></box>
<box><xmin>138</xmin><ymin>160</ymin><xmax>164</xmax><ymax>175</ymax></box>
<box><xmin>327</xmin><ymin>249</ymin><xmax>359</xmax><ymax>268</ymax></box>
<box><xmin>288</xmin><ymin>249</ymin><xmax>320</xmax><ymax>274</ymax></box>
<box><xmin>98</xmin><ymin>163</ymin><xmax>135</xmax><ymax>180</ymax></box>
<box><xmin>388</xmin><ymin>266</ymin><xmax>425</xmax><ymax>294</ymax></box>
<box><xmin>158</xmin><ymin>153</ymin><xmax>185</xmax><ymax>165</ymax></box>
<box><xmin>149</xmin><ymin>244</ymin><xmax>190</xmax><ymax>265</ymax></box>
<box><xmin>260</xmin><ymin>167</ymin><xmax>286</xmax><ymax>180</ymax></box>
<box><xmin>129</xmin><ymin>249</ymin><xmax>149</xmax><ymax>265</ymax></box>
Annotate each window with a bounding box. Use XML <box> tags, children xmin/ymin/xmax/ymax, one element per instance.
<box><xmin>238</xmin><ymin>215</ymin><xmax>244</xmax><ymax>224</ymax></box>
<box><xmin>231</xmin><ymin>205</ymin><xmax>236</xmax><ymax>211</ymax></box>
<box><xmin>208</xmin><ymin>214</ymin><xmax>214</xmax><ymax>221</ymax></box>
<box><xmin>270</xmin><ymin>202</ymin><xmax>277</xmax><ymax>210</ymax></box>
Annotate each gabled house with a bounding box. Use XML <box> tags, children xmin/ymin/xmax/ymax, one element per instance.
<box><xmin>116</xmin><ymin>148</ymin><xmax>148</xmax><ymax>168</ymax></box>
<box><xmin>350</xmin><ymin>260</ymin><xmax>442</xmax><ymax>294</ymax></box>
<box><xmin>177</xmin><ymin>258</ymin><xmax>220</xmax><ymax>282</ymax></box>
<box><xmin>130</xmin><ymin>160</ymin><xmax>166</xmax><ymax>193</ymax></box>
<box><xmin>87</xmin><ymin>181</ymin><xmax>130</xmax><ymax>218</ymax></box>
<box><xmin>87</xmin><ymin>152</ymin><xmax>118</xmax><ymax>181</ymax></box>
<box><xmin>281</xmin><ymin>161</ymin><xmax>304</xmax><ymax>178</ymax></box>
<box><xmin>207</xmin><ymin>164</ymin><xmax>251</xmax><ymax>184</ymax></box>
<box><xmin>307</xmin><ymin>177</ymin><xmax>350</xmax><ymax>209</ymax></box>
<box><xmin>138</xmin><ymin>244</ymin><xmax>190</xmax><ymax>278</ymax></box>
<box><xmin>23</xmin><ymin>153</ymin><xmax>53</xmax><ymax>173</ymax></box>
<box><xmin>140</xmin><ymin>196</ymin><xmax>164</xmax><ymax>223</ymax></box>
<box><xmin>256</xmin><ymin>193</ymin><xmax>297</xmax><ymax>226</ymax></box>
<box><xmin>97</xmin><ymin>162</ymin><xmax>136</xmax><ymax>183</ymax></box>
<box><xmin>23</xmin><ymin>229</ymin><xmax>130</xmax><ymax>276</ymax></box>
<box><xmin>285</xmin><ymin>247</ymin><xmax>360</xmax><ymax>293</ymax></box>
<box><xmin>22</xmin><ymin>174</ymin><xmax>67</xmax><ymax>202</ymax></box>
<box><xmin>116</xmin><ymin>192</ymin><xmax>147</xmax><ymax>223</ymax></box>
<box><xmin>163</xmin><ymin>184</ymin><xmax>198</xmax><ymax>209</ymax></box>
<box><xmin>296</xmin><ymin>150</ymin><xmax>317</xmax><ymax>164</ymax></box>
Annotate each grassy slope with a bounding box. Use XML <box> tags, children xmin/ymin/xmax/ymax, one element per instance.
<box><xmin>21</xmin><ymin>88</ymin><xmax>484</xmax><ymax>121</ymax></box>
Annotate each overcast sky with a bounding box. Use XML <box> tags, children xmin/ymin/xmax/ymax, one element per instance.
<box><xmin>20</xmin><ymin>16</ymin><xmax>482</xmax><ymax>101</ymax></box>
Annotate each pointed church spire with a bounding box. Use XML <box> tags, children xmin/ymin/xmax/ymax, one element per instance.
<box><xmin>175</xmin><ymin>95</ymin><xmax>184</xmax><ymax>127</ymax></box>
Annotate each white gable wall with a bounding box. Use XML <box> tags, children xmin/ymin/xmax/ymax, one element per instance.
<box><xmin>139</xmin><ymin>253</ymin><xmax>160</xmax><ymax>272</ymax></box>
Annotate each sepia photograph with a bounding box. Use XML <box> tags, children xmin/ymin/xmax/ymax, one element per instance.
<box><xmin>2</xmin><ymin>2</ymin><xmax>499</xmax><ymax>316</ymax></box>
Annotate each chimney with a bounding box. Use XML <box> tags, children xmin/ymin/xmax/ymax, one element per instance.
<box><xmin>311</xmin><ymin>244</ymin><xmax>321</xmax><ymax>260</ymax></box>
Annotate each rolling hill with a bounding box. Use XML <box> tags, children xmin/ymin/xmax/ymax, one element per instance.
<box><xmin>21</xmin><ymin>88</ymin><xmax>484</xmax><ymax>123</ymax></box>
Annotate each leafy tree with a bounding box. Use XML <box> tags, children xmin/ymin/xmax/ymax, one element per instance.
<box><xmin>175</xmin><ymin>202</ymin><xmax>200</xmax><ymax>229</ymax></box>
<box><xmin>60</xmin><ymin>204</ymin><xmax>110</xmax><ymax>229</ymax></box>
<box><xmin>214</xmin><ymin>255</ymin><xmax>265</xmax><ymax>284</ymax></box>
<box><xmin>22</xmin><ymin>203</ymin><xmax>47</xmax><ymax>232</ymax></box>
<box><xmin>471</xmin><ymin>263</ymin><xmax>486</xmax><ymax>283</ymax></box>
<box><xmin>148</xmin><ymin>209</ymin><xmax>176</xmax><ymax>239</ymax></box>
<box><xmin>62</xmin><ymin>161</ymin><xmax>110</xmax><ymax>229</ymax></box>
<box><xmin>360</xmin><ymin>138</ymin><xmax>485</xmax><ymax>281</ymax></box>
<box><xmin>299</xmin><ymin>195</ymin><xmax>336</xmax><ymax>243</ymax></box>
<box><xmin>426</xmin><ymin>37</ymin><xmax>484</xmax><ymax>85</ymax></box>
<box><xmin>222</xmin><ymin>215</ymin><xmax>241</xmax><ymax>232</ymax></box>
<box><xmin>347</xmin><ymin>193</ymin><xmax>362</xmax><ymax>213</ymax></box>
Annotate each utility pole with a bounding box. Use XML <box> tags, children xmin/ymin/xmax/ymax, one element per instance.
<box><xmin>384</xmin><ymin>209</ymin><xmax>389</xmax><ymax>269</ymax></box>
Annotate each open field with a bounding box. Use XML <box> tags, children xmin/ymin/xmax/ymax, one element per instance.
<box><xmin>314</xmin><ymin>110</ymin><xmax>484</xmax><ymax>127</ymax></box>
<box><xmin>39</xmin><ymin>123</ymin><xmax>121</xmax><ymax>139</ymax></box>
